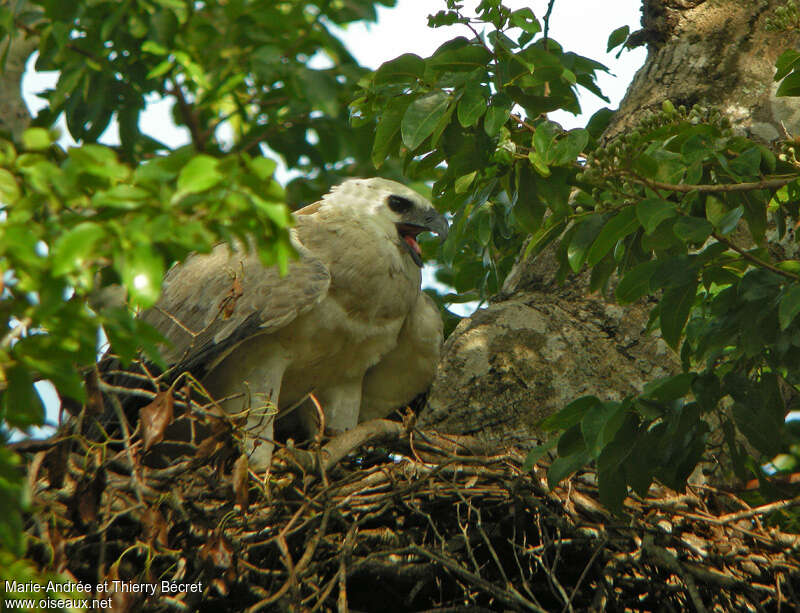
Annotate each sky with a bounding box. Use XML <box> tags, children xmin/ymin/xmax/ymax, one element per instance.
<box><xmin>17</xmin><ymin>0</ymin><xmax>646</xmax><ymax>437</ymax></box>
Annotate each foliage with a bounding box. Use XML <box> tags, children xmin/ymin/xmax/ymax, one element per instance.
<box><xmin>765</xmin><ymin>0</ymin><xmax>800</xmax><ymax>32</ymax></box>
<box><xmin>353</xmin><ymin>0</ymin><xmax>607</xmax><ymax>310</ymax></box>
<box><xmin>0</xmin><ymin>0</ymin><xmax>397</xmax><ymax>579</ymax></box>
<box><xmin>355</xmin><ymin>1</ymin><xmax>800</xmax><ymax>514</ymax></box>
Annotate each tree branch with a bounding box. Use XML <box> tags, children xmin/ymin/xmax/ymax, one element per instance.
<box><xmin>169</xmin><ymin>80</ymin><xmax>206</xmax><ymax>151</ymax></box>
<box><xmin>634</xmin><ymin>174</ymin><xmax>797</xmax><ymax>194</ymax></box>
<box><xmin>712</xmin><ymin>232</ymin><xmax>800</xmax><ymax>281</ymax></box>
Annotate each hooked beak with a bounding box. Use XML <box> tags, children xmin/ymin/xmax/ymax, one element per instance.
<box><xmin>396</xmin><ymin>209</ymin><xmax>449</xmax><ymax>267</ymax></box>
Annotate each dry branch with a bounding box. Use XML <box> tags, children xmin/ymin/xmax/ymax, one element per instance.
<box><xmin>15</xmin><ymin>375</ymin><xmax>800</xmax><ymax>612</ymax></box>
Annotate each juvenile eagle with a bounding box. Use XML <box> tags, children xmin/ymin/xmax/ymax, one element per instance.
<box><xmin>141</xmin><ymin>178</ymin><xmax>447</xmax><ymax>468</ymax></box>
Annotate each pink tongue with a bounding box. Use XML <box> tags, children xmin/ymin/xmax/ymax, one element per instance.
<box><xmin>404</xmin><ymin>234</ymin><xmax>421</xmax><ymax>256</ymax></box>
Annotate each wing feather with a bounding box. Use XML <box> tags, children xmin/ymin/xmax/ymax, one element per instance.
<box><xmin>141</xmin><ymin>234</ymin><xmax>330</xmax><ymax>374</ymax></box>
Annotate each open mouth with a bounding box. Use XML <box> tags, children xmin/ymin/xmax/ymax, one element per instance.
<box><xmin>396</xmin><ymin>223</ymin><xmax>425</xmax><ymax>267</ymax></box>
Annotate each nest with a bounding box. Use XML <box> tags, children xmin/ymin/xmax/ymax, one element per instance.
<box><xmin>15</xmin><ymin>374</ymin><xmax>800</xmax><ymax>612</ymax></box>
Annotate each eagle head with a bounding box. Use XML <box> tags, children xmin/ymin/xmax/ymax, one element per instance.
<box><xmin>324</xmin><ymin>177</ymin><xmax>449</xmax><ymax>267</ymax></box>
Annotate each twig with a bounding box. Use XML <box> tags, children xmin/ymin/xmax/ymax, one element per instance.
<box><xmin>406</xmin><ymin>545</ymin><xmax>548</xmax><ymax>612</ymax></box>
<box><xmin>511</xmin><ymin>113</ymin><xmax>537</xmax><ymax>132</ymax></box>
<box><xmin>562</xmin><ymin>538</ymin><xmax>606</xmax><ymax>613</ymax></box>
<box><xmin>542</xmin><ymin>0</ymin><xmax>557</xmax><ymax>50</ymax></box>
<box><xmin>716</xmin><ymin>495</ymin><xmax>800</xmax><ymax>524</ymax></box>
<box><xmin>634</xmin><ymin>174</ymin><xmax>796</xmax><ymax>194</ymax></box>
<box><xmin>2</xmin><ymin>316</ymin><xmax>30</xmax><ymax>349</ymax></box>
<box><xmin>108</xmin><ymin>394</ymin><xmax>145</xmax><ymax>504</ymax></box>
<box><xmin>169</xmin><ymin>79</ymin><xmax>206</xmax><ymax>152</ymax></box>
<box><xmin>337</xmin><ymin>524</ymin><xmax>356</xmax><ymax>613</ymax></box>
<box><xmin>712</xmin><ymin>232</ymin><xmax>800</xmax><ymax>281</ymax></box>
<box><xmin>642</xmin><ymin>535</ymin><xmax>708</xmax><ymax>613</ymax></box>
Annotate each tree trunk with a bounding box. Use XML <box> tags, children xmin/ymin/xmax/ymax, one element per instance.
<box><xmin>422</xmin><ymin>0</ymin><xmax>800</xmax><ymax>446</ymax></box>
<box><xmin>0</xmin><ymin>1</ymin><xmax>38</xmax><ymax>139</ymax></box>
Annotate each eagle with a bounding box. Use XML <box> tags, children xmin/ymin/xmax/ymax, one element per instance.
<box><xmin>140</xmin><ymin>178</ymin><xmax>448</xmax><ymax>469</ymax></box>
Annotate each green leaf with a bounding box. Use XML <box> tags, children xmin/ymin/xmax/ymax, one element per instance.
<box><xmin>586</xmin><ymin>207</ymin><xmax>640</xmax><ymax>265</ymax></box>
<box><xmin>642</xmin><ymin>373</ymin><xmax>695</xmax><ymax>402</ymax></box>
<box><xmin>673</xmin><ymin>217</ymin><xmax>713</xmax><ymax>243</ymax></box>
<box><xmin>636</xmin><ymin>198</ymin><xmax>676</xmax><ymax>234</ymax></box>
<box><xmin>484</xmin><ymin>102</ymin><xmax>510</xmax><ymax>136</ymax></box>
<box><xmin>457</xmin><ymin>85</ymin><xmax>487</xmax><ymax>128</ymax></box>
<box><xmin>51</xmin><ymin>222</ymin><xmax>106</xmax><ymax>276</ymax></box>
<box><xmin>372</xmin><ymin>97</ymin><xmax>410</xmax><ymax>167</ymax></box>
<box><xmin>598</xmin><ymin>467</ymin><xmax>627</xmax><ymax>514</ymax></box>
<box><xmin>776</xmin><ymin>70</ymin><xmax>800</xmax><ymax>97</ymax></box>
<box><xmin>733</xmin><ymin>401</ymin><xmax>782</xmax><ymax>458</ymax></box>
<box><xmin>775</xmin><ymin>49</ymin><xmax>800</xmax><ymax>81</ymax></box>
<box><xmin>509</xmin><ymin>8</ymin><xmax>541</xmax><ymax>34</ymax></box>
<box><xmin>522</xmin><ymin>438</ymin><xmax>557</xmax><ymax>471</ymax></box>
<box><xmin>374</xmin><ymin>53</ymin><xmax>425</xmax><ymax>84</ymax></box>
<box><xmin>705</xmin><ymin>194</ymin><xmax>726</xmax><ymax>227</ymax></box>
<box><xmin>1</xmin><ymin>364</ymin><xmax>45</xmax><ymax>429</ymax></box>
<box><xmin>660</xmin><ymin>280</ymin><xmax>698</xmax><ymax>349</ymax></box>
<box><xmin>540</xmin><ymin>396</ymin><xmax>601</xmax><ymax>431</ymax></box>
<box><xmin>513</xmin><ymin>196</ymin><xmax>546</xmax><ymax>234</ymax></box>
<box><xmin>528</xmin><ymin>150</ymin><xmax>550</xmax><ymax>177</ymax></box>
<box><xmin>581</xmin><ymin>401</ymin><xmax>623</xmax><ymax>458</ymax></box>
<box><xmin>455</xmin><ymin>171</ymin><xmax>477</xmax><ymax>194</ymax></box>
<box><xmin>615</xmin><ymin>260</ymin><xmax>658</xmax><ymax>304</ymax></box>
<box><xmin>177</xmin><ymin>155</ymin><xmax>223</xmax><ymax>194</ymax></box>
<box><xmin>551</xmin><ymin>129</ymin><xmax>589</xmax><ymax>166</ymax></box>
<box><xmin>585</xmin><ymin>108</ymin><xmax>614</xmax><ymax>140</ymax></box>
<box><xmin>558</xmin><ymin>424</ymin><xmax>586</xmax><ymax>457</ymax></box>
<box><xmin>548</xmin><ymin>451</ymin><xmax>591</xmax><ymax>489</ymax></box>
<box><xmin>692</xmin><ymin>372</ymin><xmax>721</xmax><ymax>410</ymax></box>
<box><xmin>567</xmin><ymin>214</ymin><xmax>605</xmax><ymax>272</ymax></box>
<box><xmin>428</xmin><ymin>37</ymin><xmax>492</xmax><ymax>71</ymax></box>
<box><xmin>779</xmin><ymin>285</ymin><xmax>800</xmax><ymax>330</ymax></box>
<box><xmin>0</xmin><ymin>168</ymin><xmax>20</xmax><ymax>202</ymax></box>
<box><xmin>118</xmin><ymin>245</ymin><xmax>165</xmax><ymax>308</ymax></box>
<box><xmin>21</xmin><ymin>128</ymin><xmax>51</xmax><ymax>151</ymax></box>
<box><xmin>714</xmin><ymin>205</ymin><xmax>744</xmax><ymax>235</ymax></box>
<box><xmin>401</xmin><ymin>91</ymin><xmax>451</xmax><ymax>150</ymax></box>
<box><xmin>248</xmin><ymin>156</ymin><xmax>277</xmax><ymax>182</ymax></box>
<box><xmin>606</xmin><ymin>25</ymin><xmax>630</xmax><ymax>52</ymax></box>
<box><xmin>533</xmin><ymin>121</ymin><xmax>559</xmax><ymax>163</ymax></box>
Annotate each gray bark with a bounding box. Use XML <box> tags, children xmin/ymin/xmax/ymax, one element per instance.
<box><xmin>0</xmin><ymin>1</ymin><xmax>39</xmax><ymax>139</ymax></box>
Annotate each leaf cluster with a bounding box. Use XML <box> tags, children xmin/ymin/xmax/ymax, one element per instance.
<box><xmin>354</xmin><ymin>3</ymin><xmax>800</xmax><ymax>515</ymax></box>
<box><xmin>0</xmin><ymin>0</ymin><xmax>395</xmax><ymax>558</ymax></box>
<box><xmin>527</xmin><ymin>99</ymin><xmax>800</xmax><ymax>512</ymax></box>
<box><xmin>353</xmin><ymin>0</ymin><xmax>608</xmax><ymax>310</ymax></box>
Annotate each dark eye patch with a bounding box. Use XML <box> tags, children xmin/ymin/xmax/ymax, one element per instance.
<box><xmin>388</xmin><ymin>195</ymin><xmax>413</xmax><ymax>214</ymax></box>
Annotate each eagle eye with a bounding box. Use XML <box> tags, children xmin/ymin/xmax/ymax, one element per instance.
<box><xmin>387</xmin><ymin>195</ymin><xmax>413</xmax><ymax>214</ymax></box>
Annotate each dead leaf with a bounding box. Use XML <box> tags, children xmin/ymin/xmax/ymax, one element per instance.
<box><xmin>195</xmin><ymin>436</ymin><xmax>223</xmax><ymax>460</ymax></box>
<box><xmin>47</xmin><ymin>524</ymin><xmax>66</xmax><ymax>572</ymax></box>
<box><xmin>219</xmin><ymin>276</ymin><xmax>243</xmax><ymax>319</ymax></box>
<box><xmin>45</xmin><ymin>439</ymin><xmax>70</xmax><ymax>488</ymax></box>
<box><xmin>142</xmin><ymin>506</ymin><xmax>169</xmax><ymax>547</ymax></box>
<box><xmin>232</xmin><ymin>454</ymin><xmax>249</xmax><ymax>511</ymax></box>
<box><xmin>200</xmin><ymin>530</ymin><xmax>234</xmax><ymax>569</ymax></box>
<box><xmin>211</xmin><ymin>578</ymin><xmax>229</xmax><ymax>596</ymax></box>
<box><xmin>141</xmin><ymin>390</ymin><xmax>175</xmax><ymax>451</ymax></box>
<box><xmin>105</xmin><ymin>563</ymin><xmax>137</xmax><ymax>613</ymax></box>
<box><xmin>74</xmin><ymin>471</ymin><xmax>106</xmax><ymax>526</ymax></box>
<box><xmin>85</xmin><ymin>369</ymin><xmax>104</xmax><ymax>415</ymax></box>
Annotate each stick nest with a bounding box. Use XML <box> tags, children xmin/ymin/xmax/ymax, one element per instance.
<box><xmin>17</xmin><ymin>378</ymin><xmax>800</xmax><ymax>613</ymax></box>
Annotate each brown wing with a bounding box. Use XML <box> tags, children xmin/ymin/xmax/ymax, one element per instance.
<box><xmin>140</xmin><ymin>234</ymin><xmax>330</xmax><ymax>375</ymax></box>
